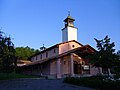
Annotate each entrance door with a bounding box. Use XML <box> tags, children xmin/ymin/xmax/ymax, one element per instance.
<box><xmin>74</xmin><ymin>61</ymin><xmax>81</xmax><ymax>74</ymax></box>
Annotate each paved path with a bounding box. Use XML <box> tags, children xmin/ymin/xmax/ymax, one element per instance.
<box><xmin>0</xmin><ymin>78</ymin><xmax>95</xmax><ymax>90</ymax></box>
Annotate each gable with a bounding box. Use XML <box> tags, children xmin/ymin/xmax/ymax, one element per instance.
<box><xmin>58</xmin><ymin>40</ymin><xmax>83</xmax><ymax>54</ymax></box>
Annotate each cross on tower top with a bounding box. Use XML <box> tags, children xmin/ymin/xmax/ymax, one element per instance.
<box><xmin>68</xmin><ymin>11</ymin><xmax>70</xmax><ymax>16</ymax></box>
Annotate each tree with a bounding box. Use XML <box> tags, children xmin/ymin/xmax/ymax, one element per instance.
<box><xmin>113</xmin><ymin>50</ymin><xmax>120</xmax><ymax>74</ymax></box>
<box><xmin>117</xmin><ymin>50</ymin><xmax>120</xmax><ymax>60</ymax></box>
<box><xmin>0</xmin><ymin>31</ymin><xmax>17</xmax><ymax>73</ymax></box>
<box><xmin>15</xmin><ymin>46</ymin><xmax>39</xmax><ymax>60</ymax></box>
<box><xmin>89</xmin><ymin>35</ymin><xmax>119</xmax><ymax>76</ymax></box>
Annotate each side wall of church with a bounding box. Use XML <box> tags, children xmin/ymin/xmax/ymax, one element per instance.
<box><xmin>31</xmin><ymin>47</ymin><xmax>59</xmax><ymax>62</ymax></box>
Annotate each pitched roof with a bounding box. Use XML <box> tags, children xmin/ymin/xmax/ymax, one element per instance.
<box><xmin>28</xmin><ymin>40</ymin><xmax>83</xmax><ymax>60</ymax></box>
<box><xmin>64</xmin><ymin>15</ymin><xmax>75</xmax><ymax>22</ymax></box>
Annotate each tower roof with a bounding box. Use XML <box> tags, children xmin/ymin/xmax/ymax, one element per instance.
<box><xmin>64</xmin><ymin>15</ymin><xmax>75</xmax><ymax>22</ymax></box>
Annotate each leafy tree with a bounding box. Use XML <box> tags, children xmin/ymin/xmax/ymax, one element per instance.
<box><xmin>117</xmin><ymin>50</ymin><xmax>120</xmax><ymax>60</ymax></box>
<box><xmin>15</xmin><ymin>46</ymin><xmax>39</xmax><ymax>60</ymax></box>
<box><xmin>113</xmin><ymin>50</ymin><xmax>120</xmax><ymax>74</ymax></box>
<box><xmin>0</xmin><ymin>31</ymin><xmax>17</xmax><ymax>73</ymax></box>
<box><xmin>89</xmin><ymin>35</ymin><xmax>119</xmax><ymax>76</ymax></box>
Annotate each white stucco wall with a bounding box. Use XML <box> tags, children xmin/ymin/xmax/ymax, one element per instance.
<box><xmin>68</xmin><ymin>27</ymin><xmax>77</xmax><ymax>41</ymax></box>
<box><xmin>62</xmin><ymin>27</ymin><xmax>77</xmax><ymax>42</ymax></box>
<box><xmin>62</xmin><ymin>28</ymin><xmax>68</xmax><ymax>42</ymax></box>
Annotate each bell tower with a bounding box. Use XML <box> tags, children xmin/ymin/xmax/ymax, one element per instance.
<box><xmin>62</xmin><ymin>13</ymin><xmax>78</xmax><ymax>42</ymax></box>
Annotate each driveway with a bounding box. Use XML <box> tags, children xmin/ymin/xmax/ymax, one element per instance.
<box><xmin>0</xmin><ymin>78</ymin><xmax>95</xmax><ymax>90</ymax></box>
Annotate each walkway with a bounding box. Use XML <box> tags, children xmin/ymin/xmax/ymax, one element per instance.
<box><xmin>0</xmin><ymin>78</ymin><xmax>95</xmax><ymax>90</ymax></box>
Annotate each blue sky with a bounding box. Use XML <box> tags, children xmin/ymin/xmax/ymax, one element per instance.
<box><xmin>0</xmin><ymin>0</ymin><xmax>120</xmax><ymax>51</ymax></box>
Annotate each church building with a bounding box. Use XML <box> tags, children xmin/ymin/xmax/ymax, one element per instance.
<box><xmin>19</xmin><ymin>15</ymin><xmax>99</xmax><ymax>78</ymax></box>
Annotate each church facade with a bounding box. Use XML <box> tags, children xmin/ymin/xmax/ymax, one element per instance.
<box><xmin>20</xmin><ymin>15</ymin><xmax>99</xmax><ymax>78</ymax></box>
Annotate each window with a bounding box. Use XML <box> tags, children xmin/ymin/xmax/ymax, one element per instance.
<box><xmin>40</xmin><ymin>54</ymin><xmax>42</xmax><ymax>59</ymax></box>
<box><xmin>53</xmin><ymin>49</ymin><xmax>56</xmax><ymax>53</ymax></box>
<box><xmin>46</xmin><ymin>52</ymin><xmax>48</xmax><ymax>57</ymax></box>
<box><xmin>72</xmin><ymin>45</ymin><xmax>75</xmax><ymax>48</ymax></box>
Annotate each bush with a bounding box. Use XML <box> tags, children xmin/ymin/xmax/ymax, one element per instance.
<box><xmin>114</xmin><ymin>74</ymin><xmax>120</xmax><ymax>79</ymax></box>
<box><xmin>15</xmin><ymin>67</ymin><xmax>22</xmax><ymax>73</ymax></box>
<box><xmin>63</xmin><ymin>76</ymin><xmax>120</xmax><ymax>90</ymax></box>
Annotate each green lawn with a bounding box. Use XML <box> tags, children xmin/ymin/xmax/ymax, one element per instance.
<box><xmin>0</xmin><ymin>73</ymin><xmax>39</xmax><ymax>80</ymax></box>
<box><xmin>63</xmin><ymin>76</ymin><xmax>120</xmax><ymax>90</ymax></box>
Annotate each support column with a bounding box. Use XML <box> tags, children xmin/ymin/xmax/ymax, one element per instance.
<box><xmin>70</xmin><ymin>53</ymin><xmax>74</xmax><ymax>77</ymax></box>
<box><xmin>98</xmin><ymin>67</ymin><xmax>103</xmax><ymax>74</ymax></box>
<box><xmin>108</xmin><ymin>68</ymin><xmax>111</xmax><ymax>76</ymax></box>
<box><xmin>56</xmin><ymin>58</ymin><xmax>61</xmax><ymax>78</ymax></box>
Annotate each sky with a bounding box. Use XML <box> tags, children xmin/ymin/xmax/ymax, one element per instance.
<box><xmin>0</xmin><ymin>0</ymin><xmax>120</xmax><ymax>51</ymax></box>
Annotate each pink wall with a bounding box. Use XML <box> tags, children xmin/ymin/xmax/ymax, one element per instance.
<box><xmin>59</xmin><ymin>41</ymin><xmax>82</xmax><ymax>54</ymax></box>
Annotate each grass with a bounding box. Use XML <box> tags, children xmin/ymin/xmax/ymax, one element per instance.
<box><xmin>63</xmin><ymin>76</ymin><xmax>120</xmax><ymax>90</ymax></box>
<box><xmin>0</xmin><ymin>73</ymin><xmax>39</xmax><ymax>80</ymax></box>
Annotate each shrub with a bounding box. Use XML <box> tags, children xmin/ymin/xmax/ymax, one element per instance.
<box><xmin>114</xmin><ymin>74</ymin><xmax>120</xmax><ymax>79</ymax></box>
<box><xmin>63</xmin><ymin>76</ymin><xmax>120</xmax><ymax>90</ymax></box>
